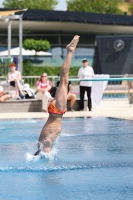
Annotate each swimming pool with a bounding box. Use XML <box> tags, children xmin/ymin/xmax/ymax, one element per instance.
<box><xmin>74</xmin><ymin>91</ymin><xmax>128</xmax><ymax>99</ymax></box>
<box><xmin>102</xmin><ymin>93</ymin><xmax>127</xmax><ymax>99</ymax></box>
<box><xmin>0</xmin><ymin>117</ymin><xmax>133</xmax><ymax>200</ymax></box>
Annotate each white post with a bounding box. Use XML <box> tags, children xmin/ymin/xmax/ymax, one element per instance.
<box><xmin>19</xmin><ymin>15</ymin><xmax>23</xmax><ymax>74</ymax></box>
<box><xmin>8</xmin><ymin>20</ymin><xmax>11</xmax><ymax>58</ymax></box>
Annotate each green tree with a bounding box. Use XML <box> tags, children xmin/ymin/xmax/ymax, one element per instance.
<box><xmin>3</xmin><ymin>0</ymin><xmax>58</xmax><ymax>10</ymax></box>
<box><xmin>23</xmin><ymin>39</ymin><xmax>51</xmax><ymax>57</ymax></box>
<box><xmin>128</xmin><ymin>2</ymin><xmax>133</xmax><ymax>15</ymax></box>
<box><xmin>66</xmin><ymin>0</ymin><xmax>123</xmax><ymax>14</ymax></box>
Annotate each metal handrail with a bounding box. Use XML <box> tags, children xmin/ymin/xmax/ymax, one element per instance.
<box><xmin>68</xmin><ymin>77</ymin><xmax>133</xmax><ymax>82</ymax></box>
<box><xmin>0</xmin><ymin>75</ymin><xmax>132</xmax><ymax>100</ymax></box>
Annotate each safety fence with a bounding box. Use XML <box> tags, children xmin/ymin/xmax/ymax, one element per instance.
<box><xmin>0</xmin><ymin>75</ymin><xmax>133</xmax><ymax>100</ymax></box>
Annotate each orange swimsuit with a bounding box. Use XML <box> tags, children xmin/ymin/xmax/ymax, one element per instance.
<box><xmin>48</xmin><ymin>102</ymin><xmax>66</xmax><ymax>115</ymax></box>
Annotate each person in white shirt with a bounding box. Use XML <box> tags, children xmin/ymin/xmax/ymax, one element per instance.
<box><xmin>78</xmin><ymin>58</ymin><xmax>94</xmax><ymax>111</ymax></box>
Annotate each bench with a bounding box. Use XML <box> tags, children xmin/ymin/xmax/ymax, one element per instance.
<box><xmin>0</xmin><ymin>99</ymin><xmax>88</xmax><ymax>113</ymax></box>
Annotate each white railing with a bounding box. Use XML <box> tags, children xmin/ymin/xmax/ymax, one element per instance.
<box><xmin>22</xmin><ymin>76</ymin><xmax>58</xmax><ymax>87</ymax></box>
<box><xmin>0</xmin><ymin>75</ymin><xmax>133</xmax><ymax>100</ymax></box>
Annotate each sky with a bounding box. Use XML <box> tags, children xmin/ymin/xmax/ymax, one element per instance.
<box><xmin>0</xmin><ymin>0</ymin><xmax>67</xmax><ymax>10</ymax></box>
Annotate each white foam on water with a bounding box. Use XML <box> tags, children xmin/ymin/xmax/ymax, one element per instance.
<box><xmin>61</xmin><ymin>133</ymin><xmax>75</xmax><ymax>137</ymax></box>
<box><xmin>40</xmin><ymin>147</ymin><xmax>58</xmax><ymax>160</ymax></box>
<box><xmin>25</xmin><ymin>147</ymin><xmax>58</xmax><ymax>162</ymax></box>
<box><xmin>25</xmin><ymin>152</ymin><xmax>40</xmax><ymax>162</ymax></box>
<box><xmin>1</xmin><ymin>161</ymin><xmax>131</xmax><ymax>172</ymax></box>
<box><xmin>19</xmin><ymin>120</ymin><xmax>37</xmax><ymax>124</ymax></box>
<box><xmin>61</xmin><ymin>128</ymin><xmax>76</xmax><ymax>137</ymax></box>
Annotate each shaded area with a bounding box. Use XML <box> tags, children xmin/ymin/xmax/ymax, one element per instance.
<box><xmin>93</xmin><ymin>35</ymin><xmax>133</xmax><ymax>75</ymax></box>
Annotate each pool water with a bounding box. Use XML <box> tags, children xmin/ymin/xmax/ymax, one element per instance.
<box><xmin>102</xmin><ymin>93</ymin><xmax>127</xmax><ymax>99</ymax></box>
<box><xmin>0</xmin><ymin>117</ymin><xmax>133</xmax><ymax>200</ymax></box>
<box><xmin>73</xmin><ymin>91</ymin><xmax>127</xmax><ymax>99</ymax></box>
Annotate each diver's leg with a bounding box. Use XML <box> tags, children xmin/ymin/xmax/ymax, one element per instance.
<box><xmin>55</xmin><ymin>35</ymin><xmax>80</xmax><ymax>111</ymax></box>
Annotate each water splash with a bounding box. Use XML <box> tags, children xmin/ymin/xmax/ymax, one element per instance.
<box><xmin>25</xmin><ymin>147</ymin><xmax>58</xmax><ymax>162</ymax></box>
<box><xmin>17</xmin><ymin>120</ymin><xmax>37</xmax><ymax>124</ymax></box>
<box><xmin>25</xmin><ymin>152</ymin><xmax>40</xmax><ymax>162</ymax></box>
<box><xmin>1</xmin><ymin>162</ymin><xmax>133</xmax><ymax>172</ymax></box>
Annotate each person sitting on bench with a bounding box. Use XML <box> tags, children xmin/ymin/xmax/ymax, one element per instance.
<box><xmin>0</xmin><ymin>83</ymin><xmax>11</xmax><ymax>102</ymax></box>
<box><xmin>7</xmin><ymin>63</ymin><xmax>25</xmax><ymax>100</ymax></box>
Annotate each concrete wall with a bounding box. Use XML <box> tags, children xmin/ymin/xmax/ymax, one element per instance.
<box><xmin>0</xmin><ymin>99</ymin><xmax>88</xmax><ymax>113</ymax></box>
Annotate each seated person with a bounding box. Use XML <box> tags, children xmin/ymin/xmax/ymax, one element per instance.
<box><xmin>0</xmin><ymin>84</ymin><xmax>11</xmax><ymax>102</ymax></box>
<box><xmin>56</xmin><ymin>74</ymin><xmax>76</xmax><ymax>111</ymax></box>
<box><xmin>7</xmin><ymin>62</ymin><xmax>25</xmax><ymax>100</ymax></box>
<box><xmin>36</xmin><ymin>73</ymin><xmax>53</xmax><ymax>112</ymax></box>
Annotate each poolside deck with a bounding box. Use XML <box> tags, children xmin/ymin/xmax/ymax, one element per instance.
<box><xmin>0</xmin><ymin>100</ymin><xmax>133</xmax><ymax>120</ymax></box>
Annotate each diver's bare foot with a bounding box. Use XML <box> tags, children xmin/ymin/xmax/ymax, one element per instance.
<box><xmin>66</xmin><ymin>35</ymin><xmax>80</xmax><ymax>52</ymax></box>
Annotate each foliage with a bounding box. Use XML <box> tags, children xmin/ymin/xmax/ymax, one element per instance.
<box><xmin>23</xmin><ymin>39</ymin><xmax>51</xmax><ymax>56</ymax></box>
<box><xmin>0</xmin><ymin>58</ymin><xmax>11</xmax><ymax>76</ymax></box>
<box><xmin>128</xmin><ymin>2</ymin><xmax>133</xmax><ymax>14</ymax></box>
<box><xmin>22</xmin><ymin>60</ymin><xmax>80</xmax><ymax>76</ymax></box>
<box><xmin>3</xmin><ymin>0</ymin><xmax>58</xmax><ymax>10</ymax></box>
<box><xmin>66</xmin><ymin>0</ymin><xmax>123</xmax><ymax>14</ymax></box>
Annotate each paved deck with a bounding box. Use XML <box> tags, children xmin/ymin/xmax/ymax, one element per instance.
<box><xmin>0</xmin><ymin>100</ymin><xmax>133</xmax><ymax>120</ymax></box>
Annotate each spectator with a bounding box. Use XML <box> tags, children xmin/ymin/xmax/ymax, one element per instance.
<box><xmin>56</xmin><ymin>74</ymin><xmax>76</xmax><ymax>111</ymax></box>
<box><xmin>8</xmin><ymin>62</ymin><xmax>25</xmax><ymax>100</ymax></box>
<box><xmin>36</xmin><ymin>73</ymin><xmax>53</xmax><ymax>112</ymax></box>
<box><xmin>78</xmin><ymin>58</ymin><xmax>94</xmax><ymax>111</ymax></box>
<box><xmin>0</xmin><ymin>83</ymin><xmax>11</xmax><ymax>102</ymax></box>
